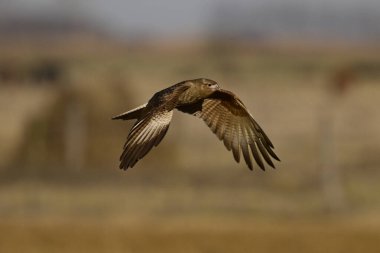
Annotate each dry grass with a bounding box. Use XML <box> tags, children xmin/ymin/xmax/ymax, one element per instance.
<box><xmin>1</xmin><ymin>218</ymin><xmax>380</xmax><ymax>253</ymax></box>
<box><xmin>0</xmin><ymin>177</ymin><xmax>380</xmax><ymax>253</ymax></box>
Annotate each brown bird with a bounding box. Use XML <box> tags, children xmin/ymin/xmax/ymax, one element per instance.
<box><xmin>113</xmin><ymin>78</ymin><xmax>280</xmax><ymax>170</ymax></box>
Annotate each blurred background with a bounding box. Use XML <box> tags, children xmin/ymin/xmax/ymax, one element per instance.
<box><xmin>1</xmin><ymin>0</ymin><xmax>380</xmax><ymax>252</ymax></box>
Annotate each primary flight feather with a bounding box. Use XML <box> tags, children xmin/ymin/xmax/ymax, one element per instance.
<box><xmin>113</xmin><ymin>78</ymin><xmax>280</xmax><ymax>170</ymax></box>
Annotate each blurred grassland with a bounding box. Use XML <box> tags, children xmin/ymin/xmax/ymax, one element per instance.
<box><xmin>1</xmin><ymin>38</ymin><xmax>380</xmax><ymax>252</ymax></box>
<box><xmin>1</xmin><ymin>218</ymin><xmax>380</xmax><ymax>253</ymax></box>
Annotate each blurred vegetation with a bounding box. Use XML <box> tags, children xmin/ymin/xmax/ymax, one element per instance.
<box><xmin>1</xmin><ymin>38</ymin><xmax>380</xmax><ymax>252</ymax></box>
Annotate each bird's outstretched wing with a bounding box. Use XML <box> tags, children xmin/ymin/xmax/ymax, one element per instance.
<box><xmin>177</xmin><ymin>89</ymin><xmax>280</xmax><ymax>170</ymax></box>
<box><xmin>119</xmin><ymin>110</ymin><xmax>173</xmax><ymax>169</ymax></box>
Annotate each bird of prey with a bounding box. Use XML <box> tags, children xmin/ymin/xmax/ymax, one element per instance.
<box><xmin>113</xmin><ymin>78</ymin><xmax>280</xmax><ymax>171</ymax></box>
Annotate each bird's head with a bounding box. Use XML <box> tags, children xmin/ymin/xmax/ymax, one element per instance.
<box><xmin>200</xmin><ymin>78</ymin><xmax>219</xmax><ymax>89</ymax></box>
<box><xmin>192</xmin><ymin>78</ymin><xmax>219</xmax><ymax>94</ymax></box>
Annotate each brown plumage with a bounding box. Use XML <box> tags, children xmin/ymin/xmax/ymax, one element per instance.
<box><xmin>113</xmin><ymin>78</ymin><xmax>280</xmax><ymax>170</ymax></box>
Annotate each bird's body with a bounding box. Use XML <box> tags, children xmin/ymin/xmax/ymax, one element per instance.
<box><xmin>113</xmin><ymin>78</ymin><xmax>280</xmax><ymax>170</ymax></box>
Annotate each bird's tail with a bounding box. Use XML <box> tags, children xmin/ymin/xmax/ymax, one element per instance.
<box><xmin>112</xmin><ymin>103</ymin><xmax>147</xmax><ymax>120</ymax></box>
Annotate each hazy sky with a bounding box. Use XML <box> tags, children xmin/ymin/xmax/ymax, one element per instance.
<box><xmin>1</xmin><ymin>0</ymin><xmax>380</xmax><ymax>38</ymax></box>
<box><xmin>87</xmin><ymin>0</ymin><xmax>380</xmax><ymax>37</ymax></box>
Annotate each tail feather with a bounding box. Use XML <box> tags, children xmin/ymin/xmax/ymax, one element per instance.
<box><xmin>112</xmin><ymin>103</ymin><xmax>147</xmax><ymax>120</ymax></box>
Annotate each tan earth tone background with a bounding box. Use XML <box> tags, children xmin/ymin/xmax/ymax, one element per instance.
<box><xmin>1</xmin><ymin>1</ymin><xmax>380</xmax><ymax>252</ymax></box>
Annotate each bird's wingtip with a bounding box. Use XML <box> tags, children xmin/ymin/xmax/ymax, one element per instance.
<box><xmin>112</xmin><ymin>114</ymin><xmax>125</xmax><ymax>120</ymax></box>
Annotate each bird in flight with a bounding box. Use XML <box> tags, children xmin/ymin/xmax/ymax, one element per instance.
<box><xmin>113</xmin><ymin>78</ymin><xmax>280</xmax><ymax>171</ymax></box>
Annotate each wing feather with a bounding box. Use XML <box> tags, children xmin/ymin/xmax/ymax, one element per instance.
<box><xmin>119</xmin><ymin>110</ymin><xmax>173</xmax><ymax>170</ymax></box>
<box><xmin>260</xmin><ymin>136</ymin><xmax>280</xmax><ymax>161</ymax></box>
<box><xmin>240</xmin><ymin>125</ymin><xmax>253</xmax><ymax>170</ymax></box>
<box><xmin>177</xmin><ymin>89</ymin><xmax>279</xmax><ymax>170</ymax></box>
<box><xmin>256</xmin><ymin>139</ymin><xmax>275</xmax><ymax>168</ymax></box>
<box><xmin>250</xmin><ymin>142</ymin><xmax>265</xmax><ymax>171</ymax></box>
<box><xmin>231</xmin><ymin>120</ymin><xmax>241</xmax><ymax>163</ymax></box>
<box><xmin>222</xmin><ymin>111</ymin><xmax>233</xmax><ymax>151</ymax></box>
